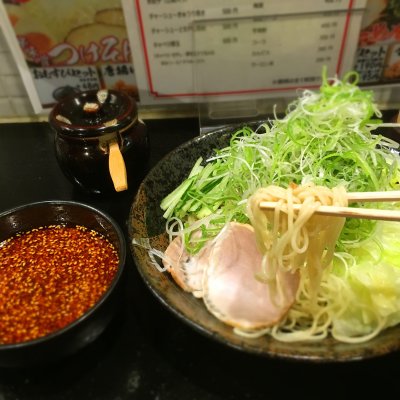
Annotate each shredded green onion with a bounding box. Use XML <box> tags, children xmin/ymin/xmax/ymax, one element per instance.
<box><xmin>161</xmin><ymin>70</ymin><xmax>400</xmax><ymax>255</ymax></box>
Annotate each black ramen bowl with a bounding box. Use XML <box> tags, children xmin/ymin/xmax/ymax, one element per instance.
<box><xmin>0</xmin><ymin>200</ymin><xmax>126</xmax><ymax>368</ymax></box>
<box><xmin>128</xmin><ymin>124</ymin><xmax>400</xmax><ymax>363</ymax></box>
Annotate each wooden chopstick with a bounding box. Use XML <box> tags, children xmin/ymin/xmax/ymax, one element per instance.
<box><xmin>258</xmin><ymin>202</ymin><xmax>400</xmax><ymax>222</ymax></box>
<box><xmin>347</xmin><ymin>190</ymin><xmax>400</xmax><ymax>202</ymax></box>
<box><xmin>258</xmin><ymin>191</ymin><xmax>400</xmax><ymax>221</ymax></box>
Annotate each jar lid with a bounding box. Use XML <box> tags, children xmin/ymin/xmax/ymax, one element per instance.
<box><xmin>49</xmin><ymin>89</ymin><xmax>138</xmax><ymax>138</ymax></box>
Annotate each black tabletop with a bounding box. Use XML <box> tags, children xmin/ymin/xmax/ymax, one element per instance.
<box><xmin>0</xmin><ymin>118</ymin><xmax>399</xmax><ymax>399</ymax></box>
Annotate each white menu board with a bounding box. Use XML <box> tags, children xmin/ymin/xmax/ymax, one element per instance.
<box><xmin>123</xmin><ymin>0</ymin><xmax>367</xmax><ymax>105</ymax></box>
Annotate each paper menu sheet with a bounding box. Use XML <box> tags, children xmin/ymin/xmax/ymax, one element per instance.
<box><xmin>124</xmin><ymin>0</ymin><xmax>367</xmax><ymax>105</ymax></box>
<box><xmin>1</xmin><ymin>0</ymin><xmax>139</xmax><ymax>112</ymax></box>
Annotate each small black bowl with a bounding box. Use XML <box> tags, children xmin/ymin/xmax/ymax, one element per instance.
<box><xmin>0</xmin><ymin>200</ymin><xmax>126</xmax><ymax>368</ymax></box>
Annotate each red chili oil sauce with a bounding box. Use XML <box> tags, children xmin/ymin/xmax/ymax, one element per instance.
<box><xmin>0</xmin><ymin>225</ymin><xmax>119</xmax><ymax>344</ymax></box>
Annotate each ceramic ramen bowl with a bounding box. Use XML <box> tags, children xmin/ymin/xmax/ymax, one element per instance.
<box><xmin>128</xmin><ymin>125</ymin><xmax>400</xmax><ymax>362</ymax></box>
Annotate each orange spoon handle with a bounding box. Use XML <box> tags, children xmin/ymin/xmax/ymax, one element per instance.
<box><xmin>108</xmin><ymin>140</ymin><xmax>128</xmax><ymax>192</ymax></box>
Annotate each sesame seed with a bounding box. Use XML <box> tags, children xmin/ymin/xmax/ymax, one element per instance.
<box><xmin>0</xmin><ymin>225</ymin><xmax>119</xmax><ymax>344</ymax></box>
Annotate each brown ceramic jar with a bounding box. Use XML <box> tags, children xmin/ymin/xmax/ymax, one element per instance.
<box><xmin>49</xmin><ymin>89</ymin><xmax>149</xmax><ymax>194</ymax></box>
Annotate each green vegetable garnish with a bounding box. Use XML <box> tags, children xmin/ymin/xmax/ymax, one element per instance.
<box><xmin>161</xmin><ymin>68</ymin><xmax>400</xmax><ymax>254</ymax></box>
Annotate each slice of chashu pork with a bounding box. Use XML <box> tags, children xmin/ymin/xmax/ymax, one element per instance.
<box><xmin>203</xmin><ymin>222</ymin><xmax>300</xmax><ymax>330</ymax></box>
<box><xmin>163</xmin><ymin>222</ymin><xmax>300</xmax><ymax>330</ymax></box>
<box><xmin>163</xmin><ymin>233</ymin><xmax>211</xmax><ymax>298</ymax></box>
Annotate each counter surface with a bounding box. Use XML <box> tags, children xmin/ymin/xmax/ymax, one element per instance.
<box><xmin>0</xmin><ymin>119</ymin><xmax>399</xmax><ymax>399</ymax></box>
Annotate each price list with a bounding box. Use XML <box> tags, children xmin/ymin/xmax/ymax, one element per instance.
<box><xmin>124</xmin><ymin>0</ymin><xmax>367</xmax><ymax>104</ymax></box>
